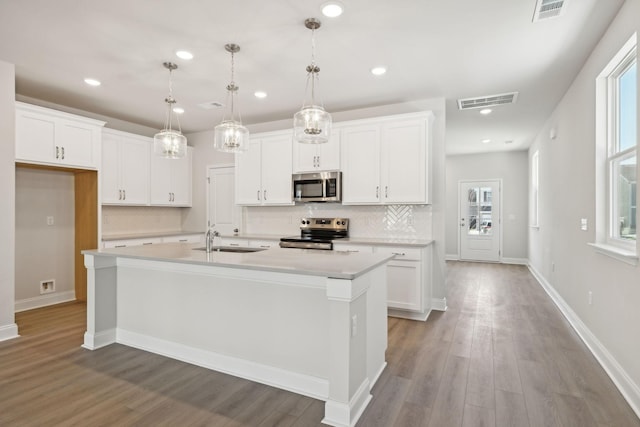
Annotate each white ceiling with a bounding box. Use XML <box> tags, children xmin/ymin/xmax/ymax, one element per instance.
<box><xmin>0</xmin><ymin>0</ymin><xmax>625</xmax><ymax>155</ymax></box>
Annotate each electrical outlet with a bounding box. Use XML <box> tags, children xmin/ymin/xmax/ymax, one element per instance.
<box><xmin>40</xmin><ymin>280</ymin><xmax>55</xmax><ymax>294</ymax></box>
<box><xmin>46</xmin><ymin>216</ymin><xmax>54</xmax><ymax>226</ymax></box>
<box><xmin>581</xmin><ymin>218</ymin><xmax>588</xmax><ymax>231</ymax></box>
<box><xmin>351</xmin><ymin>315</ymin><xmax>358</xmax><ymax>337</ymax></box>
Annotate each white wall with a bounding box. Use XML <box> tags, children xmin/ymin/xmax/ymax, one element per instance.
<box><xmin>529</xmin><ymin>0</ymin><xmax>640</xmax><ymax>414</ymax></box>
<box><xmin>445</xmin><ymin>151</ymin><xmax>529</xmax><ymax>262</ymax></box>
<box><xmin>0</xmin><ymin>60</ymin><xmax>17</xmax><ymax>340</ymax></box>
<box><xmin>184</xmin><ymin>98</ymin><xmax>448</xmax><ymax>306</ymax></box>
<box><xmin>15</xmin><ymin>168</ymin><xmax>76</xmax><ymax>308</ymax></box>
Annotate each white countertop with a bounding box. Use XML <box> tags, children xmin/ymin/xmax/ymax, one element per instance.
<box><xmin>102</xmin><ymin>230</ymin><xmax>203</xmax><ymax>241</ymax></box>
<box><xmin>83</xmin><ymin>242</ymin><xmax>394</xmax><ymax>280</ymax></box>
<box><xmin>220</xmin><ymin>233</ymin><xmax>434</xmax><ymax>247</ymax></box>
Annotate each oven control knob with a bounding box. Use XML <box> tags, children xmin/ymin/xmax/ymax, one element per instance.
<box><xmin>301</xmin><ymin>220</ymin><xmax>305</xmax><ymax>225</ymax></box>
<box><xmin>341</xmin><ymin>221</ymin><xmax>346</xmax><ymax>225</ymax></box>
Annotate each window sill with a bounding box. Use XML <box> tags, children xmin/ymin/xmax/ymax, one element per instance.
<box><xmin>588</xmin><ymin>243</ymin><xmax>638</xmax><ymax>266</ymax></box>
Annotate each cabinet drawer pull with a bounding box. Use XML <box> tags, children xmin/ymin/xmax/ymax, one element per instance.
<box><xmin>259</xmin><ymin>245</ymin><xmax>270</xmax><ymax>248</ymax></box>
<box><xmin>114</xmin><ymin>244</ymin><xmax>126</xmax><ymax>248</ymax></box>
<box><xmin>392</xmin><ymin>252</ymin><xmax>406</xmax><ymax>256</ymax></box>
<box><xmin>142</xmin><ymin>242</ymin><xmax>153</xmax><ymax>245</ymax></box>
<box><xmin>229</xmin><ymin>243</ymin><xmax>240</xmax><ymax>246</ymax></box>
<box><xmin>179</xmin><ymin>239</ymin><xmax>188</xmax><ymax>242</ymax></box>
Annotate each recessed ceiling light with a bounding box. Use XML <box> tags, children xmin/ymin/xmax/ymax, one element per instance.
<box><xmin>371</xmin><ymin>67</ymin><xmax>387</xmax><ymax>76</ymax></box>
<box><xmin>321</xmin><ymin>2</ymin><xmax>344</xmax><ymax>17</ymax></box>
<box><xmin>479</xmin><ymin>108</ymin><xmax>492</xmax><ymax>115</ymax></box>
<box><xmin>84</xmin><ymin>78</ymin><xmax>101</xmax><ymax>87</ymax></box>
<box><xmin>254</xmin><ymin>91</ymin><xmax>267</xmax><ymax>99</ymax></box>
<box><xmin>172</xmin><ymin>107</ymin><xmax>185</xmax><ymax>114</ymax></box>
<box><xmin>176</xmin><ymin>50</ymin><xmax>193</xmax><ymax>60</ymax></box>
<box><xmin>482</xmin><ymin>139</ymin><xmax>491</xmax><ymax>144</ymax></box>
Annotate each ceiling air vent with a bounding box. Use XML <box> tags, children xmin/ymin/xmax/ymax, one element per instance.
<box><xmin>457</xmin><ymin>92</ymin><xmax>519</xmax><ymax>111</ymax></box>
<box><xmin>532</xmin><ymin>0</ymin><xmax>567</xmax><ymax>22</ymax></box>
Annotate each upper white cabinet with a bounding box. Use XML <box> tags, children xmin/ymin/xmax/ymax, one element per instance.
<box><xmin>292</xmin><ymin>130</ymin><xmax>341</xmax><ymax>173</ymax></box>
<box><xmin>150</xmin><ymin>146</ymin><xmax>193</xmax><ymax>206</ymax></box>
<box><xmin>341</xmin><ymin>112</ymin><xmax>433</xmax><ymax>205</ymax></box>
<box><xmin>15</xmin><ymin>102</ymin><xmax>105</xmax><ymax>169</ymax></box>
<box><xmin>236</xmin><ymin>130</ymin><xmax>293</xmax><ymax>206</ymax></box>
<box><xmin>101</xmin><ymin>129</ymin><xmax>150</xmax><ymax>205</ymax></box>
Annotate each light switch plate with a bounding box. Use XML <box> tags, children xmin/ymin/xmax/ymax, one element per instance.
<box><xmin>581</xmin><ymin>218</ymin><xmax>588</xmax><ymax>231</ymax></box>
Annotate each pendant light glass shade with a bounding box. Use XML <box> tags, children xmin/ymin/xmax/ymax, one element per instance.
<box><xmin>154</xmin><ymin>62</ymin><xmax>187</xmax><ymax>159</ymax></box>
<box><xmin>294</xmin><ymin>18</ymin><xmax>332</xmax><ymax>144</ymax></box>
<box><xmin>214</xmin><ymin>44</ymin><xmax>249</xmax><ymax>153</ymax></box>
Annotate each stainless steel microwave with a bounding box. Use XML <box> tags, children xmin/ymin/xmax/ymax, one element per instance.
<box><xmin>292</xmin><ymin>171</ymin><xmax>342</xmax><ymax>203</ymax></box>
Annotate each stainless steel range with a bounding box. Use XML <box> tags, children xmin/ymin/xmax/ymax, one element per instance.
<box><xmin>279</xmin><ymin>217</ymin><xmax>349</xmax><ymax>250</ymax></box>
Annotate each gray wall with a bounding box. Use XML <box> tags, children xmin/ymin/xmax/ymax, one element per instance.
<box><xmin>529</xmin><ymin>0</ymin><xmax>640</xmax><ymax>410</ymax></box>
<box><xmin>445</xmin><ymin>151</ymin><xmax>529</xmax><ymax>261</ymax></box>
<box><xmin>0</xmin><ymin>60</ymin><xmax>16</xmax><ymax>340</ymax></box>
<box><xmin>15</xmin><ymin>168</ymin><xmax>75</xmax><ymax>303</ymax></box>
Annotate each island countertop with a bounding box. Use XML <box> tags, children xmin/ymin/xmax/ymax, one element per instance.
<box><xmin>83</xmin><ymin>242</ymin><xmax>394</xmax><ymax>280</ymax></box>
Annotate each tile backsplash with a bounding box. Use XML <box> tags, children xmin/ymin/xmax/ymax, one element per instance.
<box><xmin>102</xmin><ymin>206</ymin><xmax>183</xmax><ymax>236</ymax></box>
<box><xmin>244</xmin><ymin>204</ymin><xmax>432</xmax><ymax>239</ymax></box>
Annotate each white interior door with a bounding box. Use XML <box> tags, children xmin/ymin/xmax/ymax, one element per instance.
<box><xmin>459</xmin><ymin>180</ymin><xmax>501</xmax><ymax>262</ymax></box>
<box><xmin>207</xmin><ymin>165</ymin><xmax>240</xmax><ymax>235</ymax></box>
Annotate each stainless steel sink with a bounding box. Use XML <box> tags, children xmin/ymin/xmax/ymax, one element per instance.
<box><xmin>193</xmin><ymin>246</ymin><xmax>266</xmax><ymax>253</ymax></box>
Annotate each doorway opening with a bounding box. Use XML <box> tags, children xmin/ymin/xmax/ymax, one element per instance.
<box><xmin>458</xmin><ymin>180</ymin><xmax>501</xmax><ymax>262</ymax></box>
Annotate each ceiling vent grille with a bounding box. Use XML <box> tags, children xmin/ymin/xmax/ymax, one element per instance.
<box><xmin>532</xmin><ymin>0</ymin><xmax>567</xmax><ymax>22</ymax></box>
<box><xmin>457</xmin><ymin>92</ymin><xmax>519</xmax><ymax>110</ymax></box>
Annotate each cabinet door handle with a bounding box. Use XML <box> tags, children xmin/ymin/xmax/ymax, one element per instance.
<box><xmin>172</xmin><ymin>192</ymin><xmax>175</xmax><ymax>202</ymax></box>
<box><xmin>257</xmin><ymin>190</ymin><xmax>261</xmax><ymax>201</ymax></box>
<box><xmin>317</xmin><ymin>155</ymin><xmax>320</xmax><ymax>167</ymax></box>
<box><xmin>118</xmin><ymin>189</ymin><xmax>122</xmax><ymax>200</ymax></box>
<box><xmin>376</xmin><ymin>186</ymin><xmax>379</xmax><ymax>198</ymax></box>
<box><xmin>123</xmin><ymin>189</ymin><xmax>126</xmax><ymax>200</ymax></box>
<box><xmin>385</xmin><ymin>186</ymin><xmax>388</xmax><ymax>198</ymax></box>
<box><xmin>263</xmin><ymin>190</ymin><xmax>267</xmax><ymax>201</ymax></box>
<box><xmin>56</xmin><ymin>146</ymin><xmax>60</xmax><ymax>159</ymax></box>
<box><xmin>61</xmin><ymin>146</ymin><xmax>65</xmax><ymax>159</ymax></box>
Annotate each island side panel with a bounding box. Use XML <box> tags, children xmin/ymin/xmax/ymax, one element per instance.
<box><xmin>82</xmin><ymin>254</ymin><xmax>117</xmax><ymax>349</ymax></box>
<box><xmin>113</xmin><ymin>258</ymin><xmax>331</xmax><ymax>399</ymax></box>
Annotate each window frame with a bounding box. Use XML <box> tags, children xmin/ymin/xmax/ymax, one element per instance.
<box><xmin>605</xmin><ymin>45</ymin><xmax>637</xmax><ymax>250</ymax></box>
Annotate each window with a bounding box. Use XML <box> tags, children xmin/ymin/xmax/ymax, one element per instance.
<box><xmin>531</xmin><ymin>150</ymin><xmax>539</xmax><ymax>228</ymax></box>
<box><xmin>595</xmin><ymin>33</ymin><xmax>638</xmax><ymax>262</ymax></box>
<box><xmin>607</xmin><ymin>45</ymin><xmax>637</xmax><ymax>248</ymax></box>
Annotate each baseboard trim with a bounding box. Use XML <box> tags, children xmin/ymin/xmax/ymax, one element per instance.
<box><xmin>116</xmin><ymin>328</ymin><xmax>329</xmax><ymax>401</ymax></box>
<box><xmin>0</xmin><ymin>323</ymin><xmax>19</xmax><ymax>342</ymax></box>
<box><xmin>501</xmin><ymin>257</ymin><xmax>528</xmax><ymax>265</ymax></box>
<box><xmin>15</xmin><ymin>291</ymin><xmax>76</xmax><ymax>312</ymax></box>
<box><xmin>82</xmin><ymin>328</ymin><xmax>116</xmax><ymax>350</ymax></box>
<box><xmin>445</xmin><ymin>254</ymin><xmax>459</xmax><ymax>261</ymax></box>
<box><xmin>528</xmin><ymin>263</ymin><xmax>640</xmax><ymax>419</ymax></box>
<box><xmin>388</xmin><ymin>308</ymin><xmax>431</xmax><ymax>321</ymax></box>
<box><xmin>431</xmin><ymin>297</ymin><xmax>448</xmax><ymax>312</ymax></box>
<box><xmin>323</xmin><ymin>378</ymin><xmax>372</xmax><ymax>427</ymax></box>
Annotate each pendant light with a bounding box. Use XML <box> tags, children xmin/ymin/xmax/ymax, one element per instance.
<box><xmin>293</xmin><ymin>18</ymin><xmax>332</xmax><ymax>144</ymax></box>
<box><xmin>214</xmin><ymin>43</ymin><xmax>249</xmax><ymax>153</ymax></box>
<box><xmin>154</xmin><ymin>62</ymin><xmax>187</xmax><ymax>159</ymax></box>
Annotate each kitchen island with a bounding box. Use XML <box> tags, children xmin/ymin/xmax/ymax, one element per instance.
<box><xmin>82</xmin><ymin>243</ymin><xmax>393</xmax><ymax>427</ymax></box>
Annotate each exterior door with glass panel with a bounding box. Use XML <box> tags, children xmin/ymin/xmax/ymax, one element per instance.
<box><xmin>207</xmin><ymin>165</ymin><xmax>240</xmax><ymax>235</ymax></box>
<box><xmin>459</xmin><ymin>180</ymin><xmax>501</xmax><ymax>262</ymax></box>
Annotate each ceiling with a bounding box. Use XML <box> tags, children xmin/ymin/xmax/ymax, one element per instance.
<box><xmin>0</xmin><ymin>0</ymin><xmax>625</xmax><ymax>155</ymax></box>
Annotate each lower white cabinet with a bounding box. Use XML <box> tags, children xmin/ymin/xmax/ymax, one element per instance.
<box><xmin>335</xmin><ymin>243</ymin><xmax>431</xmax><ymax>318</ymax></box>
<box><xmin>103</xmin><ymin>237</ymin><xmax>162</xmax><ymax>248</ymax></box>
<box><xmin>219</xmin><ymin>237</ymin><xmax>250</xmax><ymax>247</ymax></box>
<box><xmin>162</xmin><ymin>234</ymin><xmax>203</xmax><ymax>244</ymax></box>
<box><xmin>249</xmin><ymin>239</ymin><xmax>279</xmax><ymax>249</ymax></box>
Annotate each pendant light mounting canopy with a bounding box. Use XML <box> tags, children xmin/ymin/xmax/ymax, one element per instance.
<box><xmin>294</xmin><ymin>17</ymin><xmax>332</xmax><ymax>144</ymax></box>
<box><xmin>214</xmin><ymin>43</ymin><xmax>250</xmax><ymax>153</ymax></box>
<box><xmin>154</xmin><ymin>61</ymin><xmax>187</xmax><ymax>159</ymax></box>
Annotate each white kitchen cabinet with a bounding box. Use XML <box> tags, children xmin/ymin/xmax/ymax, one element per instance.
<box><xmin>103</xmin><ymin>237</ymin><xmax>163</xmax><ymax>248</ymax></box>
<box><xmin>249</xmin><ymin>239</ymin><xmax>279</xmax><ymax>249</ymax></box>
<box><xmin>219</xmin><ymin>237</ymin><xmax>250</xmax><ymax>247</ymax></box>
<box><xmin>162</xmin><ymin>233</ymin><xmax>203</xmax><ymax>244</ymax></box>
<box><xmin>150</xmin><ymin>146</ymin><xmax>192</xmax><ymax>206</ymax></box>
<box><xmin>236</xmin><ymin>131</ymin><xmax>293</xmax><ymax>206</ymax></box>
<box><xmin>15</xmin><ymin>102</ymin><xmax>105</xmax><ymax>169</ymax></box>
<box><xmin>101</xmin><ymin>129</ymin><xmax>150</xmax><ymax>205</ymax></box>
<box><xmin>341</xmin><ymin>112</ymin><xmax>433</xmax><ymax>205</ymax></box>
<box><xmin>332</xmin><ymin>243</ymin><xmax>375</xmax><ymax>253</ymax></box>
<box><xmin>292</xmin><ymin>130</ymin><xmax>341</xmax><ymax>172</ymax></box>
<box><xmin>340</xmin><ymin>124</ymin><xmax>381</xmax><ymax>204</ymax></box>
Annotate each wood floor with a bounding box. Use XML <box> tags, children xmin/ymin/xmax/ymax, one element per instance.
<box><xmin>1</xmin><ymin>262</ymin><xmax>638</xmax><ymax>426</ymax></box>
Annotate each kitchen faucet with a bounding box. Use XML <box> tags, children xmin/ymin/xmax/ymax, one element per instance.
<box><xmin>205</xmin><ymin>228</ymin><xmax>220</xmax><ymax>253</ymax></box>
